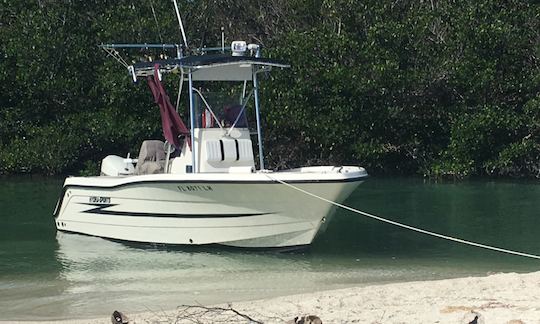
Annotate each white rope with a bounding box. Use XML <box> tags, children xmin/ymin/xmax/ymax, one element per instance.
<box><xmin>267</xmin><ymin>175</ymin><xmax>540</xmax><ymax>260</ymax></box>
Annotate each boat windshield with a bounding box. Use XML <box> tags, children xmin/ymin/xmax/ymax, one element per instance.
<box><xmin>194</xmin><ymin>89</ymin><xmax>250</xmax><ymax>129</ymax></box>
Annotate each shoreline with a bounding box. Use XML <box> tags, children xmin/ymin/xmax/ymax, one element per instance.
<box><xmin>4</xmin><ymin>271</ymin><xmax>539</xmax><ymax>323</ymax></box>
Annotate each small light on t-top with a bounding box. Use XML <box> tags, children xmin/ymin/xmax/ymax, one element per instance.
<box><xmin>231</xmin><ymin>41</ymin><xmax>247</xmax><ymax>56</ymax></box>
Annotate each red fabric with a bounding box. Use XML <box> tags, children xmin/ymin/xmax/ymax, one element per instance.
<box><xmin>147</xmin><ymin>64</ymin><xmax>191</xmax><ymax>150</ymax></box>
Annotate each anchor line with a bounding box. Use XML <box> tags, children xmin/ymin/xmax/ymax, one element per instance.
<box><xmin>267</xmin><ymin>175</ymin><xmax>540</xmax><ymax>260</ymax></box>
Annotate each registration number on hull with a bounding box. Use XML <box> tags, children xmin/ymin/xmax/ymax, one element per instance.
<box><xmin>89</xmin><ymin>196</ymin><xmax>111</xmax><ymax>204</ymax></box>
<box><xmin>177</xmin><ymin>185</ymin><xmax>214</xmax><ymax>192</ymax></box>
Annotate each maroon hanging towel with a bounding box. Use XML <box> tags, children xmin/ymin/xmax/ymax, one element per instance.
<box><xmin>147</xmin><ymin>64</ymin><xmax>191</xmax><ymax>150</ymax></box>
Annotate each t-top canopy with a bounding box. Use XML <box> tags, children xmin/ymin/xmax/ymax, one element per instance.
<box><xmin>131</xmin><ymin>54</ymin><xmax>290</xmax><ymax>81</ymax></box>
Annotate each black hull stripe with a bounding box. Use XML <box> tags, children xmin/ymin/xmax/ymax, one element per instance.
<box><xmin>79</xmin><ymin>203</ymin><xmax>272</xmax><ymax>218</ymax></box>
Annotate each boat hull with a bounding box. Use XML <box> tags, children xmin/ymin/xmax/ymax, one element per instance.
<box><xmin>54</xmin><ymin>167</ymin><xmax>367</xmax><ymax>248</ymax></box>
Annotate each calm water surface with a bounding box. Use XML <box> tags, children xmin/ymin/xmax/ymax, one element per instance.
<box><xmin>0</xmin><ymin>177</ymin><xmax>539</xmax><ymax>320</ymax></box>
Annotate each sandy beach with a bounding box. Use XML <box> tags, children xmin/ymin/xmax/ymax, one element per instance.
<box><xmin>4</xmin><ymin>271</ymin><xmax>539</xmax><ymax>323</ymax></box>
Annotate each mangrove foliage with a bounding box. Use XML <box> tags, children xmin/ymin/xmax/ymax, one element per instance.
<box><xmin>0</xmin><ymin>0</ymin><xmax>538</xmax><ymax>178</ymax></box>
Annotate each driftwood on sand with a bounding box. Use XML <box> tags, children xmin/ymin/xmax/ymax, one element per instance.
<box><xmin>132</xmin><ymin>304</ymin><xmax>322</xmax><ymax>324</ymax></box>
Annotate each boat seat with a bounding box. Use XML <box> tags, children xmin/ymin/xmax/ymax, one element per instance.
<box><xmin>206</xmin><ymin>138</ymin><xmax>253</xmax><ymax>162</ymax></box>
<box><xmin>136</xmin><ymin>140</ymin><xmax>166</xmax><ymax>175</ymax></box>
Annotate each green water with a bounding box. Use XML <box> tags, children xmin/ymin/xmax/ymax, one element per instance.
<box><xmin>0</xmin><ymin>177</ymin><xmax>539</xmax><ymax>320</ymax></box>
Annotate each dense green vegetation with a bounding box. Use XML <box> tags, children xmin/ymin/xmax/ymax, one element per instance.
<box><xmin>0</xmin><ymin>0</ymin><xmax>538</xmax><ymax>178</ymax></box>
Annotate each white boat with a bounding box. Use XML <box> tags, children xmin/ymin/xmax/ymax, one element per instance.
<box><xmin>54</xmin><ymin>40</ymin><xmax>368</xmax><ymax>248</ymax></box>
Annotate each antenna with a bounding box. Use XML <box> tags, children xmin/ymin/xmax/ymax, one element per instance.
<box><xmin>221</xmin><ymin>27</ymin><xmax>225</xmax><ymax>53</ymax></box>
<box><xmin>172</xmin><ymin>0</ymin><xmax>188</xmax><ymax>49</ymax></box>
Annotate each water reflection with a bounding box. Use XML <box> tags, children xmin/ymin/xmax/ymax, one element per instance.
<box><xmin>52</xmin><ymin>231</ymin><xmax>474</xmax><ymax>320</ymax></box>
<box><xmin>54</xmin><ymin>232</ymin><xmax>321</xmax><ymax>318</ymax></box>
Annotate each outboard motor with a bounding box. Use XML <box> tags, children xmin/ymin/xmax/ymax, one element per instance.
<box><xmin>101</xmin><ymin>155</ymin><xmax>136</xmax><ymax>176</ymax></box>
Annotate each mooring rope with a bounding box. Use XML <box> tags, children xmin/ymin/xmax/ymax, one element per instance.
<box><xmin>267</xmin><ymin>175</ymin><xmax>540</xmax><ymax>260</ymax></box>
